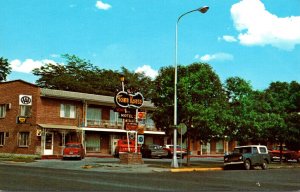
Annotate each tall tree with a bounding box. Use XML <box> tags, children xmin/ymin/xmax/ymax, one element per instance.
<box><xmin>263</xmin><ymin>81</ymin><xmax>300</xmax><ymax>161</ymax></box>
<box><xmin>152</xmin><ymin>63</ymin><xmax>227</xmax><ymax>165</ymax></box>
<box><xmin>223</xmin><ymin>77</ymin><xmax>255</xmax><ymax>144</ymax></box>
<box><xmin>0</xmin><ymin>57</ymin><xmax>12</xmax><ymax>82</ymax></box>
<box><xmin>32</xmin><ymin>54</ymin><xmax>154</xmax><ymax>98</ymax></box>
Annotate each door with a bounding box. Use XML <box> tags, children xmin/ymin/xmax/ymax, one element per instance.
<box><xmin>44</xmin><ymin>132</ymin><xmax>54</xmax><ymax>155</ymax></box>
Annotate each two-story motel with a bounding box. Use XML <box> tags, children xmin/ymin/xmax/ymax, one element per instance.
<box><xmin>0</xmin><ymin>80</ymin><xmax>166</xmax><ymax>157</ymax></box>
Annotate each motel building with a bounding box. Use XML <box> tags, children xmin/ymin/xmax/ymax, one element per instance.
<box><xmin>0</xmin><ymin>80</ymin><xmax>232</xmax><ymax>158</ymax></box>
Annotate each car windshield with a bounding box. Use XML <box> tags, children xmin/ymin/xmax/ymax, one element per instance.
<box><xmin>150</xmin><ymin>145</ymin><xmax>163</xmax><ymax>150</ymax></box>
<box><xmin>66</xmin><ymin>144</ymin><xmax>81</xmax><ymax>148</ymax></box>
<box><xmin>273</xmin><ymin>146</ymin><xmax>288</xmax><ymax>150</ymax></box>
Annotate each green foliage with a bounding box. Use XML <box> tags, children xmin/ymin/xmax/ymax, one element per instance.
<box><xmin>152</xmin><ymin>63</ymin><xmax>227</xmax><ymax>142</ymax></box>
<box><xmin>0</xmin><ymin>57</ymin><xmax>12</xmax><ymax>81</ymax></box>
<box><xmin>24</xmin><ymin>53</ymin><xmax>300</xmax><ymax>150</ymax></box>
<box><xmin>32</xmin><ymin>54</ymin><xmax>154</xmax><ymax>99</ymax></box>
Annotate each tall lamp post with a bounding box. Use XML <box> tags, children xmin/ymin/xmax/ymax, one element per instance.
<box><xmin>172</xmin><ymin>6</ymin><xmax>209</xmax><ymax>168</ymax></box>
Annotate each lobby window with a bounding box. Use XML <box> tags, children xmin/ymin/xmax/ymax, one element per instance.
<box><xmin>18</xmin><ymin>132</ymin><xmax>30</xmax><ymax>147</ymax></box>
<box><xmin>60</xmin><ymin>104</ymin><xmax>76</xmax><ymax>118</ymax></box>
<box><xmin>0</xmin><ymin>104</ymin><xmax>6</xmax><ymax>118</ymax></box>
<box><xmin>0</xmin><ymin>132</ymin><xmax>4</xmax><ymax>146</ymax></box>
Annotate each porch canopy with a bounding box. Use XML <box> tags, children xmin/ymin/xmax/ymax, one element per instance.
<box><xmin>38</xmin><ymin>124</ymin><xmax>82</xmax><ymax>148</ymax></box>
<box><xmin>38</xmin><ymin>124</ymin><xmax>80</xmax><ymax>130</ymax></box>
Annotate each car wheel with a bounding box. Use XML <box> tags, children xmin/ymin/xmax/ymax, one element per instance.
<box><xmin>261</xmin><ymin>160</ymin><xmax>268</xmax><ymax>170</ymax></box>
<box><xmin>244</xmin><ymin>159</ymin><xmax>251</xmax><ymax>170</ymax></box>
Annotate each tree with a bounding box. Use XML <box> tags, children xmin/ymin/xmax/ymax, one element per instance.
<box><xmin>32</xmin><ymin>54</ymin><xmax>154</xmax><ymax>99</ymax></box>
<box><xmin>263</xmin><ymin>81</ymin><xmax>300</xmax><ymax>162</ymax></box>
<box><xmin>0</xmin><ymin>57</ymin><xmax>12</xmax><ymax>82</ymax></box>
<box><xmin>223</xmin><ymin>77</ymin><xmax>256</xmax><ymax>144</ymax></box>
<box><xmin>152</xmin><ymin>63</ymin><xmax>227</xmax><ymax>165</ymax></box>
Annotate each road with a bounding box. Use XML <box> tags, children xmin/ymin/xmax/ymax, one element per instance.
<box><xmin>0</xmin><ymin>163</ymin><xmax>300</xmax><ymax>191</ymax></box>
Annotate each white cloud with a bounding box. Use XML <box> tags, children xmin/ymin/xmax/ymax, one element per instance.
<box><xmin>10</xmin><ymin>59</ymin><xmax>56</xmax><ymax>73</ymax></box>
<box><xmin>95</xmin><ymin>1</ymin><xmax>111</xmax><ymax>10</ymax></box>
<box><xmin>50</xmin><ymin>54</ymin><xmax>59</xmax><ymax>58</ymax></box>
<box><xmin>195</xmin><ymin>53</ymin><xmax>234</xmax><ymax>62</ymax></box>
<box><xmin>135</xmin><ymin>65</ymin><xmax>158</xmax><ymax>79</ymax></box>
<box><xmin>231</xmin><ymin>0</ymin><xmax>300</xmax><ymax>50</ymax></box>
<box><xmin>222</xmin><ymin>35</ymin><xmax>237</xmax><ymax>42</ymax></box>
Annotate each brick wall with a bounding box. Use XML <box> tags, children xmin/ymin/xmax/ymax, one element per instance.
<box><xmin>0</xmin><ymin>80</ymin><xmax>40</xmax><ymax>154</ymax></box>
<box><xmin>36</xmin><ymin>97</ymin><xmax>83</xmax><ymax>126</ymax></box>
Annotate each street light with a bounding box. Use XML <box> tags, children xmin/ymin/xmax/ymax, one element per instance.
<box><xmin>172</xmin><ymin>6</ymin><xmax>209</xmax><ymax>168</ymax></box>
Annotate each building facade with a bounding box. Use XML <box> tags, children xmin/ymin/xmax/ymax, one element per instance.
<box><xmin>0</xmin><ymin>80</ymin><xmax>233</xmax><ymax>157</ymax></box>
<box><xmin>0</xmin><ymin>80</ymin><xmax>165</xmax><ymax>157</ymax></box>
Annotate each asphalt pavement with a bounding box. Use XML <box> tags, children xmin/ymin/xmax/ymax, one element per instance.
<box><xmin>0</xmin><ymin>157</ymin><xmax>224</xmax><ymax>173</ymax></box>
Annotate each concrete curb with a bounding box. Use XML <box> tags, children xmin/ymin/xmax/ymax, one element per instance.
<box><xmin>170</xmin><ymin>167</ymin><xmax>223</xmax><ymax>172</ymax></box>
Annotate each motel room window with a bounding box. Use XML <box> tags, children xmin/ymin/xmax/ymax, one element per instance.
<box><xmin>18</xmin><ymin>132</ymin><xmax>30</xmax><ymax>147</ymax></box>
<box><xmin>20</xmin><ymin>105</ymin><xmax>31</xmax><ymax>117</ymax></box>
<box><xmin>0</xmin><ymin>132</ymin><xmax>4</xmax><ymax>146</ymax></box>
<box><xmin>60</xmin><ymin>104</ymin><xmax>76</xmax><ymax>118</ymax></box>
<box><xmin>87</xmin><ymin>107</ymin><xmax>102</xmax><ymax>125</ymax></box>
<box><xmin>0</xmin><ymin>104</ymin><xmax>6</xmax><ymax>118</ymax></box>
<box><xmin>109</xmin><ymin>109</ymin><xmax>122</xmax><ymax>124</ymax></box>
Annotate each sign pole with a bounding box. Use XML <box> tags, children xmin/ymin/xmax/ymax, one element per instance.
<box><xmin>126</xmin><ymin>131</ymin><xmax>130</xmax><ymax>152</ymax></box>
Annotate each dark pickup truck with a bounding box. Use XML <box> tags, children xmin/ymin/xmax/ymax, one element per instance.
<box><xmin>224</xmin><ymin>145</ymin><xmax>271</xmax><ymax>170</ymax></box>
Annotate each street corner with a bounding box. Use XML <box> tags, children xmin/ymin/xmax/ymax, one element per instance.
<box><xmin>170</xmin><ymin>167</ymin><xmax>223</xmax><ymax>173</ymax></box>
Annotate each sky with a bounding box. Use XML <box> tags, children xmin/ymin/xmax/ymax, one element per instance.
<box><xmin>1</xmin><ymin>0</ymin><xmax>300</xmax><ymax>90</ymax></box>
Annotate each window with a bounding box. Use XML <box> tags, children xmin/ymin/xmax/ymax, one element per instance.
<box><xmin>253</xmin><ymin>147</ymin><xmax>258</xmax><ymax>154</ymax></box>
<box><xmin>0</xmin><ymin>104</ymin><xmax>6</xmax><ymax>118</ymax></box>
<box><xmin>0</xmin><ymin>132</ymin><xmax>4</xmax><ymax>146</ymax></box>
<box><xmin>60</xmin><ymin>104</ymin><xmax>76</xmax><ymax>118</ymax></box>
<box><xmin>87</xmin><ymin>107</ymin><xmax>102</xmax><ymax>125</ymax></box>
<box><xmin>20</xmin><ymin>105</ymin><xmax>31</xmax><ymax>117</ymax></box>
<box><xmin>110</xmin><ymin>110</ymin><xmax>122</xmax><ymax>126</ymax></box>
<box><xmin>216</xmin><ymin>140</ymin><xmax>224</xmax><ymax>153</ymax></box>
<box><xmin>18</xmin><ymin>132</ymin><xmax>30</xmax><ymax>147</ymax></box>
<box><xmin>259</xmin><ymin>147</ymin><xmax>267</xmax><ymax>154</ymax></box>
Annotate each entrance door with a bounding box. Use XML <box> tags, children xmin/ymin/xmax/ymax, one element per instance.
<box><xmin>44</xmin><ymin>132</ymin><xmax>54</xmax><ymax>155</ymax></box>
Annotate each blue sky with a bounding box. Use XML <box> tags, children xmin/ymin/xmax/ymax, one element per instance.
<box><xmin>1</xmin><ymin>0</ymin><xmax>299</xmax><ymax>90</ymax></box>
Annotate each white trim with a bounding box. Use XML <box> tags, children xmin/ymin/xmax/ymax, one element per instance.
<box><xmin>38</xmin><ymin>124</ymin><xmax>79</xmax><ymax>130</ymax></box>
<box><xmin>82</xmin><ymin>127</ymin><xmax>165</xmax><ymax>135</ymax></box>
<box><xmin>144</xmin><ymin>131</ymin><xmax>165</xmax><ymax>135</ymax></box>
<box><xmin>82</xmin><ymin>127</ymin><xmax>126</xmax><ymax>133</ymax></box>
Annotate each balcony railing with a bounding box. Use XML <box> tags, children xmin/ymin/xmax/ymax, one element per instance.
<box><xmin>87</xmin><ymin>120</ymin><xmax>122</xmax><ymax>129</ymax></box>
<box><xmin>86</xmin><ymin>120</ymin><xmax>160</xmax><ymax>131</ymax></box>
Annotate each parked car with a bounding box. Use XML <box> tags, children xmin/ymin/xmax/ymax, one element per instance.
<box><xmin>224</xmin><ymin>145</ymin><xmax>271</xmax><ymax>170</ymax></box>
<box><xmin>269</xmin><ymin>145</ymin><xmax>300</xmax><ymax>162</ymax></box>
<box><xmin>114</xmin><ymin>139</ymin><xmax>140</xmax><ymax>158</ymax></box>
<box><xmin>163</xmin><ymin>144</ymin><xmax>187</xmax><ymax>159</ymax></box>
<box><xmin>63</xmin><ymin>142</ymin><xmax>85</xmax><ymax>160</ymax></box>
<box><xmin>141</xmin><ymin>144</ymin><xmax>168</xmax><ymax>158</ymax></box>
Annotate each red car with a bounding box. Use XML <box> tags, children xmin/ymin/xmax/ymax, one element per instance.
<box><xmin>114</xmin><ymin>139</ymin><xmax>140</xmax><ymax>158</ymax></box>
<box><xmin>269</xmin><ymin>145</ymin><xmax>300</xmax><ymax>162</ymax></box>
<box><xmin>63</xmin><ymin>142</ymin><xmax>85</xmax><ymax>160</ymax></box>
<box><xmin>163</xmin><ymin>144</ymin><xmax>187</xmax><ymax>159</ymax></box>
